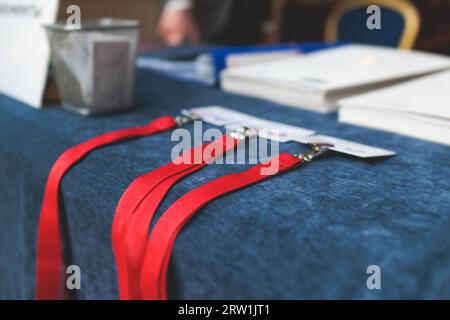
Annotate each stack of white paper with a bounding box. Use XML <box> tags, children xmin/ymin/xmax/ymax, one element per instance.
<box><xmin>338</xmin><ymin>70</ymin><xmax>450</xmax><ymax>146</ymax></box>
<box><xmin>220</xmin><ymin>44</ymin><xmax>450</xmax><ymax>113</ymax></box>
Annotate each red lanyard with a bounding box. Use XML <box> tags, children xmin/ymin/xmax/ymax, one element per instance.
<box><xmin>35</xmin><ymin>116</ymin><xmax>178</xmax><ymax>300</ymax></box>
<box><xmin>113</xmin><ymin>135</ymin><xmax>241</xmax><ymax>300</ymax></box>
<box><xmin>138</xmin><ymin>153</ymin><xmax>302</xmax><ymax>300</ymax></box>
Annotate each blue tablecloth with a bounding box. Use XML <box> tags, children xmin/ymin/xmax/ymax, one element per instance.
<box><xmin>1</xmin><ymin>52</ymin><xmax>449</xmax><ymax>300</ymax></box>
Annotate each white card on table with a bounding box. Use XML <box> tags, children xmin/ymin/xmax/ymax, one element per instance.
<box><xmin>0</xmin><ymin>0</ymin><xmax>59</xmax><ymax>108</ymax></box>
<box><xmin>227</xmin><ymin>118</ymin><xmax>315</xmax><ymax>143</ymax></box>
<box><xmin>187</xmin><ymin>106</ymin><xmax>315</xmax><ymax>142</ymax></box>
<box><xmin>297</xmin><ymin>135</ymin><xmax>396</xmax><ymax>158</ymax></box>
<box><xmin>188</xmin><ymin>106</ymin><xmax>256</xmax><ymax>126</ymax></box>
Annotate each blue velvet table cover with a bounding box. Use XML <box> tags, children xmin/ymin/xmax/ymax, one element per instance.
<box><xmin>1</xmin><ymin>55</ymin><xmax>449</xmax><ymax>300</ymax></box>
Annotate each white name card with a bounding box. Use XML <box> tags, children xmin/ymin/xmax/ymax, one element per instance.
<box><xmin>297</xmin><ymin>135</ymin><xmax>396</xmax><ymax>158</ymax></box>
<box><xmin>189</xmin><ymin>106</ymin><xmax>315</xmax><ymax>142</ymax></box>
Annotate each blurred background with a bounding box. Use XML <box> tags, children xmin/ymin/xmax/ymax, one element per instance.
<box><xmin>57</xmin><ymin>0</ymin><xmax>450</xmax><ymax>54</ymax></box>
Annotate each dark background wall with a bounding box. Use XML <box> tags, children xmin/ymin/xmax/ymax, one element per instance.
<box><xmin>57</xmin><ymin>0</ymin><xmax>450</xmax><ymax>54</ymax></box>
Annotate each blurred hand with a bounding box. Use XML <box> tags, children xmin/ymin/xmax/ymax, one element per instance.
<box><xmin>157</xmin><ymin>9</ymin><xmax>200</xmax><ymax>47</ymax></box>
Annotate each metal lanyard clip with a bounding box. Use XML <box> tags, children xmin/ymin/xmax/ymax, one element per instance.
<box><xmin>294</xmin><ymin>143</ymin><xmax>333</xmax><ymax>162</ymax></box>
<box><xmin>228</xmin><ymin>126</ymin><xmax>258</xmax><ymax>140</ymax></box>
<box><xmin>175</xmin><ymin>111</ymin><xmax>201</xmax><ymax>127</ymax></box>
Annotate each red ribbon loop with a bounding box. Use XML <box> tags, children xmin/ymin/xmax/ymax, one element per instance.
<box><xmin>114</xmin><ymin>135</ymin><xmax>240</xmax><ymax>299</ymax></box>
<box><xmin>35</xmin><ymin>116</ymin><xmax>177</xmax><ymax>300</ymax></box>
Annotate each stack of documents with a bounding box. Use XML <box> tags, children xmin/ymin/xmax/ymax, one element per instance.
<box><xmin>221</xmin><ymin>45</ymin><xmax>450</xmax><ymax>112</ymax></box>
<box><xmin>338</xmin><ymin>70</ymin><xmax>450</xmax><ymax>146</ymax></box>
<box><xmin>136</xmin><ymin>43</ymin><xmax>338</xmax><ymax>86</ymax></box>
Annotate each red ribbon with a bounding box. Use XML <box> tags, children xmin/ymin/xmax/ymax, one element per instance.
<box><xmin>35</xmin><ymin>116</ymin><xmax>177</xmax><ymax>300</ymax></box>
<box><xmin>113</xmin><ymin>135</ymin><xmax>240</xmax><ymax>299</ymax></box>
<box><xmin>138</xmin><ymin>153</ymin><xmax>302</xmax><ymax>300</ymax></box>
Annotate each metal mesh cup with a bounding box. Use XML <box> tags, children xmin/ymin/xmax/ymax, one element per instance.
<box><xmin>45</xmin><ymin>19</ymin><xmax>140</xmax><ymax>115</ymax></box>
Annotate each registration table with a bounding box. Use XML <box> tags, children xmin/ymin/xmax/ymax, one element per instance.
<box><xmin>1</xmin><ymin>64</ymin><xmax>449</xmax><ymax>299</ymax></box>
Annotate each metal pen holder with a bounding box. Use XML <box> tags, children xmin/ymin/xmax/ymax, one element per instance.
<box><xmin>45</xmin><ymin>19</ymin><xmax>140</xmax><ymax>115</ymax></box>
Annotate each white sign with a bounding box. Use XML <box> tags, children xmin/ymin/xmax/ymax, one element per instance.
<box><xmin>0</xmin><ymin>0</ymin><xmax>59</xmax><ymax>108</ymax></box>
